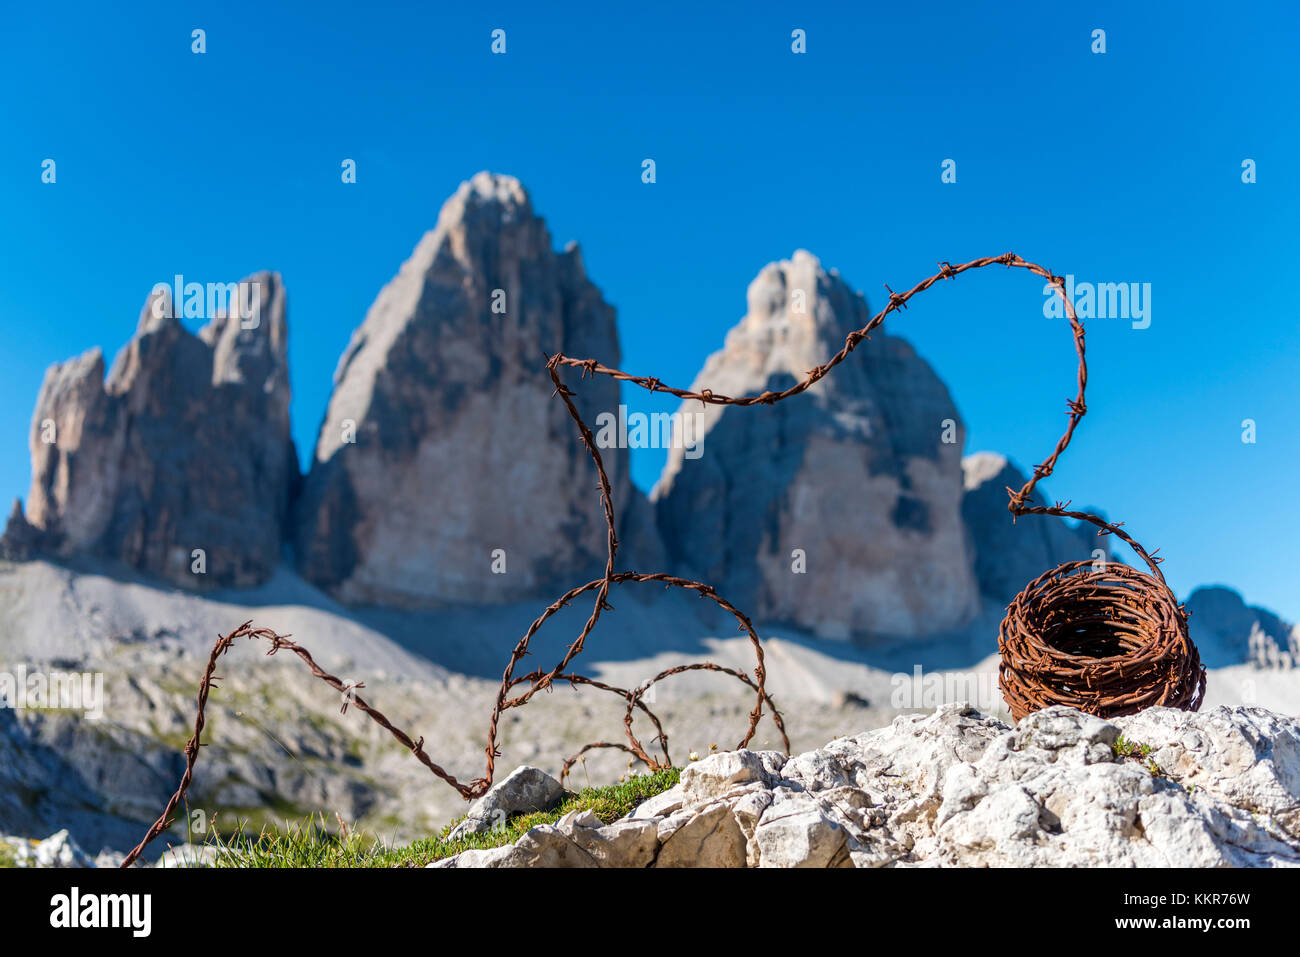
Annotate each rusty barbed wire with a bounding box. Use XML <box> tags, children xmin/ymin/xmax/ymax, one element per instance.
<box><xmin>999</xmin><ymin>561</ymin><xmax>1206</xmax><ymax>720</ymax></box>
<box><xmin>122</xmin><ymin>251</ymin><xmax>1203</xmax><ymax>867</ymax></box>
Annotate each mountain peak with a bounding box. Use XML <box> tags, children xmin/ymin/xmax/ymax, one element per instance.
<box><xmin>9</xmin><ymin>275</ymin><xmax>295</xmax><ymax>587</ymax></box>
<box><xmin>435</xmin><ymin>171</ymin><xmax>534</xmax><ymax>232</ymax></box>
<box><xmin>294</xmin><ymin>174</ymin><xmax>659</xmax><ymax>607</ymax></box>
<box><xmin>652</xmin><ymin>255</ymin><xmax>978</xmax><ymax>640</ymax></box>
<box><xmin>465</xmin><ymin>170</ymin><xmax>530</xmax><ymax>206</ymax></box>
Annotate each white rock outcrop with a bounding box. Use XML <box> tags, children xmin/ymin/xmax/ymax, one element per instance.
<box><xmin>432</xmin><ymin>704</ymin><xmax>1300</xmax><ymax>867</ymax></box>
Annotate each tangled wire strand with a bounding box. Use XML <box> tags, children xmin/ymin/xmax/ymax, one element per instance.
<box><xmin>121</xmin><ymin>251</ymin><xmax>1202</xmax><ymax>868</ymax></box>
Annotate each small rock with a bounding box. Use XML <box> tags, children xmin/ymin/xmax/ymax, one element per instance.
<box><xmin>156</xmin><ymin>845</ymin><xmax>217</xmax><ymax>868</ymax></box>
<box><xmin>448</xmin><ymin>766</ymin><xmax>564</xmax><ymax>839</ymax></box>
<box><xmin>427</xmin><ymin>845</ymin><xmax>516</xmax><ymax>869</ymax></box>
<box><xmin>780</xmin><ymin>749</ymin><xmax>852</xmax><ymax>792</ymax></box>
<box><xmin>94</xmin><ymin>849</ymin><xmax>127</xmax><ymax>869</ymax></box>
<box><xmin>554</xmin><ymin>808</ymin><xmax>601</xmax><ymax>830</ymax></box>
<box><xmin>935</xmin><ymin>763</ymin><xmax>988</xmax><ymax>827</ymax></box>
<box><xmin>37</xmin><ymin>829</ymin><xmax>91</xmax><ymax>867</ymax></box>
<box><xmin>756</xmin><ymin>802</ymin><xmax>849</xmax><ymax>868</ymax></box>
<box><xmin>506</xmin><ymin>826</ymin><xmax>598</xmax><ymax>868</ymax></box>
<box><xmin>569</xmin><ymin>818</ymin><xmax>660</xmax><ymax>868</ymax></box>
<box><xmin>1010</xmin><ymin>706</ymin><xmax>1119</xmax><ymax>765</ymax></box>
<box><xmin>831</xmin><ymin>690</ymin><xmax>871</xmax><ymax>710</ymax></box>
<box><xmin>679</xmin><ymin>750</ymin><xmax>769</xmax><ymax>802</ymax></box>
<box><xmin>655</xmin><ymin>806</ymin><xmax>697</xmax><ymax>844</ymax></box>
<box><xmin>654</xmin><ymin>803</ymin><xmax>748</xmax><ymax>868</ymax></box>
<box><xmin>628</xmin><ymin>786</ymin><xmax>683</xmax><ymax>820</ymax></box>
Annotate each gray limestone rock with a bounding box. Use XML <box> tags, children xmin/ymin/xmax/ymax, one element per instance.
<box><xmin>650</xmin><ymin>251</ymin><xmax>978</xmax><ymax>640</ymax></box>
<box><xmin>4</xmin><ymin>273</ymin><xmax>296</xmax><ymax>588</ymax></box>
<box><xmin>447</xmin><ymin>764</ymin><xmax>564</xmax><ymax>839</ymax></box>
<box><xmin>295</xmin><ymin>171</ymin><xmax>663</xmax><ymax>606</ymax></box>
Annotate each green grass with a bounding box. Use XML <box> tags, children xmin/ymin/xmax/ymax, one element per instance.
<box><xmin>202</xmin><ymin>767</ymin><xmax>680</xmax><ymax>868</ymax></box>
<box><xmin>0</xmin><ymin>844</ymin><xmax>17</xmax><ymax>868</ymax></box>
<box><xmin>1112</xmin><ymin>735</ymin><xmax>1152</xmax><ymax>761</ymax></box>
<box><xmin>1113</xmin><ymin>735</ymin><xmax>1165</xmax><ymax>778</ymax></box>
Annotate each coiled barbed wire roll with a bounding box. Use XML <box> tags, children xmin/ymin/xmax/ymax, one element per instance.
<box><xmin>998</xmin><ymin>560</ymin><xmax>1205</xmax><ymax>721</ymax></box>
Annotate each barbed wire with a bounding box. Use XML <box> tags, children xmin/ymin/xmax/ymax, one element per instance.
<box><xmin>121</xmin><ymin>251</ymin><xmax>1202</xmax><ymax>867</ymax></box>
<box><xmin>999</xmin><ymin>560</ymin><xmax>1205</xmax><ymax>721</ymax></box>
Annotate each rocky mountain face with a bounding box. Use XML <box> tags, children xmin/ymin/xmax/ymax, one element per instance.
<box><xmin>651</xmin><ymin>251</ymin><xmax>979</xmax><ymax>640</ymax></box>
<box><xmin>433</xmin><ymin>703</ymin><xmax>1300</xmax><ymax>868</ymax></box>
<box><xmin>0</xmin><ymin>501</ymin><xmax>41</xmax><ymax>560</ymax></box>
<box><xmin>294</xmin><ymin>172</ymin><xmax>660</xmax><ymax>606</ymax></box>
<box><xmin>960</xmin><ymin>451</ymin><xmax>1105</xmax><ymax>604</ymax></box>
<box><xmin>3</xmin><ymin>274</ymin><xmax>295</xmax><ymax>588</ymax></box>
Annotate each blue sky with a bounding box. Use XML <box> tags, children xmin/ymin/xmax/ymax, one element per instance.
<box><xmin>1</xmin><ymin>2</ymin><xmax>1297</xmax><ymax>618</ymax></box>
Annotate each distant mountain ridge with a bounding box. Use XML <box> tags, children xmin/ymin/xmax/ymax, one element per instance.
<box><xmin>0</xmin><ymin>171</ymin><xmax>1290</xmax><ymax>653</ymax></box>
